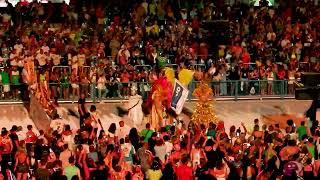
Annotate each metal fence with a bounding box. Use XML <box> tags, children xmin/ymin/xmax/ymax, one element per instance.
<box><xmin>0</xmin><ymin>80</ymin><xmax>295</xmax><ymax>102</ymax></box>
<box><xmin>188</xmin><ymin>80</ymin><xmax>294</xmax><ymax>100</ymax></box>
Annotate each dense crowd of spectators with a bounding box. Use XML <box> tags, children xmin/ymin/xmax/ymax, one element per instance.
<box><xmin>0</xmin><ymin>1</ymin><xmax>319</xmax><ymax>179</ymax></box>
<box><xmin>0</xmin><ymin>0</ymin><xmax>319</xmax><ymax>100</ymax></box>
<box><xmin>1</xmin><ymin>101</ymin><xmax>320</xmax><ymax>180</ymax></box>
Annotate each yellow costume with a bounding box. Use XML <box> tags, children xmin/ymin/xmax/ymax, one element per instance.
<box><xmin>191</xmin><ymin>82</ymin><xmax>218</xmax><ymax>126</ymax></box>
<box><xmin>148</xmin><ymin>68</ymin><xmax>194</xmax><ymax>130</ymax></box>
<box><xmin>150</xmin><ymin>89</ymin><xmax>168</xmax><ymax>130</ymax></box>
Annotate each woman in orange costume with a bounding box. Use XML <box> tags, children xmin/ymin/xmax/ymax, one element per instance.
<box><xmin>148</xmin><ymin>77</ymin><xmax>172</xmax><ymax>130</ymax></box>
<box><xmin>150</xmin><ymin>89</ymin><xmax>165</xmax><ymax>130</ymax></box>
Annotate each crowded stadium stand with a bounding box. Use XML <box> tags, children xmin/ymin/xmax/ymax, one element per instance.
<box><xmin>0</xmin><ymin>0</ymin><xmax>319</xmax><ymax>179</ymax></box>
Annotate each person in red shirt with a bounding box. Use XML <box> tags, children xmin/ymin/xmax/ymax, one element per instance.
<box><xmin>121</xmin><ymin>70</ymin><xmax>130</xmax><ymax>97</ymax></box>
<box><xmin>175</xmin><ymin>155</ymin><xmax>193</xmax><ymax>180</ymax></box>
<box><xmin>19</xmin><ymin>0</ymin><xmax>29</xmax><ymax>7</ymax></box>
<box><xmin>0</xmin><ymin>129</ymin><xmax>13</xmax><ymax>180</ymax></box>
<box><xmin>199</xmin><ymin>42</ymin><xmax>208</xmax><ymax>60</ymax></box>
<box><xmin>231</xmin><ymin>43</ymin><xmax>243</xmax><ymax>59</ymax></box>
<box><xmin>277</xmin><ymin>65</ymin><xmax>286</xmax><ymax>80</ymax></box>
<box><xmin>96</xmin><ymin>6</ymin><xmax>104</xmax><ymax>24</ymax></box>
<box><xmin>192</xmin><ymin>16</ymin><xmax>200</xmax><ymax>33</ymax></box>
<box><xmin>241</xmin><ymin>48</ymin><xmax>251</xmax><ymax>68</ymax></box>
<box><xmin>25</xmin><ymin>125</ymin><xmax>37</xmax><ymax>153</ymax></box>
<box><xmin>118</xmin><ymin>51</ymin><xmax>127</xmax><ymax>66</ymax></box>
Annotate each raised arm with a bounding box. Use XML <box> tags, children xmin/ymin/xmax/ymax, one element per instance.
<box><xmin>257</xmin><ymin>147</ymin><xmax>263</xmax><ymax>173</ymax></box>
<box><xmin>241</xmin><ymin>122</ymin><xmax>247</xmax><ymax>135</ymax></box>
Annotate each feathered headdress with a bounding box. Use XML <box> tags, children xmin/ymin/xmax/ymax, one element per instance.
<box><xmin>147</xmin><ymin>76</ymin><xmax>173</xmax><ymax>108</ymax></box>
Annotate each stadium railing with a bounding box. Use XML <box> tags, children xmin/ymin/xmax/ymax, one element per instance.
<box><xmin>0</xmin><ymin>80</ymin><xmax>294</xmax><ymax>102</ymax></box>
<box><xmin>188</xmin><ymin>80</ymin><xmax>293</xmax><ymax>100</ymax></box>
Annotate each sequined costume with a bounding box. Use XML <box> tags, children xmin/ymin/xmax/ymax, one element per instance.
<box><xmin>191</xmin><ymin>82</ymin><xmax>218</xmax><ymax>125</ymax></box>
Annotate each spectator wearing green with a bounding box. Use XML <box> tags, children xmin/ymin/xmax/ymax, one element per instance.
<box><xmin>0</xmin><ymin>68</ymin><xmax>10</xmax><ymax>98</ymax></box>
<box><xmin>64</xmin><ymin>156</ymin><xmax>81</xmax><ymax>180</ymax></box>
<box><xmin>140</xmin><ymin>123</ymin><xmax>154</xmax><ymax>142</ymax></box>
<box><xmin>297</xmin><ymin>121</ymin><xmax>307</xmax><ymax>141</ymax></box>
<box><xmin>11</xmin><ymin>67</ymin><xmax>20</xmax><ymax>99</ymax></box>
<box><xmin>206</xmin><ymin>122</ymin><xmax>216</xmax><ymax>138</ymax></box>
<box><xmin>306</xmin><ymin>137</ymin><xmax>315</xmax><ymax>158</ymax></box>
<box><xmin>11</xmin><ymin>67</ymin><xmax>20</xmax><ymax>86</ymax></box>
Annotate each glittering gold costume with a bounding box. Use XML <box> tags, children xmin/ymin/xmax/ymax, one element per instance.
<box><xmin>150</xmin><ymin>90</ymin><xmax>165</xmax><ymax>130</ymax></box>
<box><xmin>191</xmin><ymin>82</ymin><xmax>218</xmax><ymax>125</ymax></box>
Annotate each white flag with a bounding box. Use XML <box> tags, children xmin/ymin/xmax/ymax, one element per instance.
<box><xmin>171</xmin><ymin>79</ymin><xmax>189</xmax><ymax>114</ymax></box>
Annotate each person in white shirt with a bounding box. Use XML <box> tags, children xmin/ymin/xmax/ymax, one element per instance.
<box><xmin>41</xmin><ymin>44</ymin><xmax>50</xmax><ymax>53</ymax></box>
<box><xmin>163</xmin><ymin>135</ymin><xmax>173</xmax><ymax>156</ymax></box>
<box><xmin>50</xmin><ymin>50</ymin><xmax>61</xmax><ymax>66</ymax></box>
<box><xmin>62</xmin><ymin>125</ymin><xmax>74</xmax><ymax>150</ymax></box>
<box><xmin>154</xmin><ymin>139</ymin><xmax>167</xmax><ymax>163</ymax></box>
<box><xmin>81</xmin><ymin>143</ymin><xmax>89</xmax><ymax>154</ymax></box>
<box><xmin>10</xmin><ymin>56</ymin><xmax>19</xmax><ymax>67</ymax></box>
<box><xmin>127</xmin><ymin>88</ymin><xmax>144</xmax><ymax>128</ymax></box>
<box><xmin>36</xmin><ymin>49</ymin><xmax>48</xmax><ymax>67</ymax></box>
<box><xmin>118</xmin><ymin>45</ymin><xmax>130</xmax><ymax>62</ymax></box>
<box><xmin>191</xmin><ymin>143</ymin><xmax>205</xmax><ymax>170</ymax></box>
<box><xmin>16</xmin><ymin>126</ymin><xmax>26</xmax><ymax>142</ymax></box>
<box><xmin>68</xmin><ymin>52</ymin><xmax>78</xmax><ymax>73</ymax></box>
<box><xmin>17</xmin><ymin>52</ymin><xmax>25</xmax><ymax>67</ymax></box>
<box><xmin>50</xmin><ymin>119</ymin><xmax>66</xmax><ymax>134</ymax></box>
<box><xmin>89</xmin><ymin>67</ymin><xmax>97</xmax><ymax>100</ymax></box>
<box><xmin>70</xmin><ymin>70</ymin><xmax>80</xmax><ymax>102</ymax></box>
<box><xmin>116</xmin><ymin>120</ymin><xmax>127</xmax><ymax>140</ymax></box>
<box><xmin>9</xmin><ymin>49</ymin><xmax>18</xmax><ymax>65</ymax></box>
<box><xmin>97</xmin><ymin>74</ymin><xmax>107</xmax><ymax>101</ymax></box>
<box><xmin>14</xmin><ymin>43</ymin><xmax>23</xmax><ymax>55</ymax></box>
<box><xmin>9</xmin><ymin>49</ymin><xmax>18</xmax><ymax>59</ymax></box>
<box><xmin>281</xmin><ymin>37</ymin><xmax>290</xmax><ymax>48</ymax></box>
<box><xmin>89</xmin><ymin>105</ymin><xmax>99</xmax><ymax>139</ymax></box>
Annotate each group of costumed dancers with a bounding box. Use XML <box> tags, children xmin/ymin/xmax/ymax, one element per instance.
<box><xmin>125</xmin><ymin>67</ymin><xmax>219</xmax><ymax>131</ymax></box>
<box><xmin>24</xmin><ymin>57</ymin><xmax>219</xmax><ymax>130</ymax></box>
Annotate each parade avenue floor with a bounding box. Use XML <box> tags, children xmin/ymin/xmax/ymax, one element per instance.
<box><xmin>0</xmin><ymin>100</ymin><xmax>318</xmax><ymax>134</ymax></box>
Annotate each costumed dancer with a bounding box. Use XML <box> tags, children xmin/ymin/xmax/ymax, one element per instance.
<box><xmin>148</xmin><ymin>77</ymin><xmax>172</xmax><ymax>130</ymax></box>
<box><xmin>146</xmin><ymin>67</ymin><xmax>194</xmax><ymax>130</ymax></box>
<box><xmin>127</xmin><ymin>83</ymin><xmax>144</xmax><ymax>129</ymax></box>
<box><xmin>23</xmin><ymin>56</ymin><xmax>37</xmax><ymax>92</ymax></box>
<box><xmin>191</xmin><ymin>81</ymin><xmax>218</xmax><ymax>126</ymax></box>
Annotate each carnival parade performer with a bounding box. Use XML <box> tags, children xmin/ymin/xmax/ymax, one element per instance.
<box><xmin>191</xmin><ymin>81</ymin><xmax>218</xmax><ymax>126</ymax></box>
<box><xmin>127</xmin><ymin>83</ymin><xmax>144</xmax><ymax>128</ymax></box>
<box><xmin>148</xmin><ymin>76</ymin><xmax>172</xmax><ymax>130</ymax></box>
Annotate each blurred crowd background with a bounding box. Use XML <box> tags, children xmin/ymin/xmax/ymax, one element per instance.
<box><xmin>0</xmin><ymin>0</ymin><xmax>319</xmax><ymax>101</ymax></box>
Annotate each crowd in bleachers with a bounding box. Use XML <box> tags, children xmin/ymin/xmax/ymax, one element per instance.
<box><xmin>0</xmin><ymin>0</ymin><xmax>319</xmax><ymax>100</ymax></box>
<box><xmin>0</xmin><ymin>1</ymin><xmax>320</xmax><ymax>180</ymax></box>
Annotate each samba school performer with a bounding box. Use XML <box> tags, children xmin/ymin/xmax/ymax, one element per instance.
<box><xmin>119</xmin><ymin>73</ymin><xmax>173</xmax><ymax>131</ymax></box>
<box><xmin>126</xmin><ymin>83</ymin><xmax>144</xmax><ymax>128</ymax></box>
<box><xmin>146</xmin><ymin>67</ymin><xmax>194</xmax><ymax>130</ymax></box>
<box><xmin>147</xmin><ymin>76</ymin><xmax>173</xmax><ymax>130</ymax></box>
<box><xmin>117</xmin><ymin>83</ymin><xmax>145</xmax><ymax>129</ymax></box>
